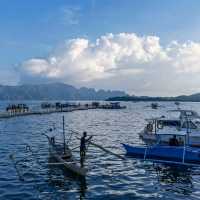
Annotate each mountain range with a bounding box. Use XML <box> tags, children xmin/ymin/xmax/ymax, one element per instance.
<box><xmin>1</xmin><ymin>82</ymin><xmax>200</xmax><ymax>102</ymax></box>
<box><xmin>107</xmin><ymin>93</ymin><xmax>200</xmax><ymax>102</ymax></box>
<box><xmin>0</xmin><ymin>83</ymin><xmax>127</xmax><ymax>100</ymax></box>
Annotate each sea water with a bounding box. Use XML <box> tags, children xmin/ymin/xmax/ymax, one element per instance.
<box><xmin>0</xmin><ymin>101</ymin><xmax>200</xmax><ymax>200</ymax></box>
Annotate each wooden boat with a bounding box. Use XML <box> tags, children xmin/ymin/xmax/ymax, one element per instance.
<box><xmin>48</xmin><ymin>137</ymin><xmax>87</xmax><ymax>177</ymax></box>
<box><xmin>47</xmin><ymin>116</ymin><xmax>87</xmax><ymax>177</ymax></box>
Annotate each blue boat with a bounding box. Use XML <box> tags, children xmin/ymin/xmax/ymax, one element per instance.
<box><xmin>122</xmin><ymin>143</ymin><xmax>200</xmax><ymax>166</ymax></box>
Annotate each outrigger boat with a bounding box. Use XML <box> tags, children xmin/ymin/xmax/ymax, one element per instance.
<box><xmin>122</xmin><ymin>132</ymin><xmax>200</xmax><ymax>166</ymax></box>
<box><xmin>46</xmin><ymin>116</ymin><xmax>87</xmax><ymax>177</ymax></box>
<box><xmin>139</xmin><ymin>109</ymin><xmax>200</xmax><ymax>147</ymax></box>
<box><xmin>48</xmin><ymin>137</ymin><xmax>87</xmax><ymax>177</ymax></box>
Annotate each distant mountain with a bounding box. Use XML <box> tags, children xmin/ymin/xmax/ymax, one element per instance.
<box><xmin>107</xmin><ymin>93</ymin><xmax>200</xmax><ymax>102</ymax></box>
<box><xmin>0</xmin><ymin>83</ymin><xmax>127</xmax><ymax>100</ymax></box>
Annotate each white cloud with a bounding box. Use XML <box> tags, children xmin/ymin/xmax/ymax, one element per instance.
<box><xmin>168</xmin><ymin>41</ymin><xmax>200</xmax><ymax>73</ymax></box>
<box><xmin>19</xmin><ymin>33</ymin><xmax>200</xmax><ymax>96</ymax></box>
<box><xmin>20</xmin><ymin>33</ymin><xmax>167</xmax><ymax>82</ymax></box>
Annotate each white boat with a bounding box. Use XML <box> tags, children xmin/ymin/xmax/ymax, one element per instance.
<box><xmin>138</xmin><ymin>109</ymin><xmax>200</xmax><ymax>147</ymax></box>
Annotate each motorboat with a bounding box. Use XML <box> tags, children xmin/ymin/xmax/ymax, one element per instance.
<box><xmin>122</xmin><ymin>143</ymin><xmax>200</xmax><ymax>166</ymax></box>
<box><xmin>138</xmin><ymin>109</ymin><xmax>200</xmax><ymax>147</ymax></box>
<box><xmin>123</xmin><ymin>132</ymin><xmax>200</xmax><ymax>166</ymax></box>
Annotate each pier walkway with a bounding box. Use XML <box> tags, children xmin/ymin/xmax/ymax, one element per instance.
<box><xmin>0</xmin><ymin>106</ymin><xmax>92</xmax><ymax>119</ymax></box>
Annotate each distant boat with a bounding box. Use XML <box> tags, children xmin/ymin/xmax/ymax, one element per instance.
<box><xmin>175</xmin><ymin>101</ymin><xmax>180</xmax><ymax>106</ymax></box>
<box><xmin>151</xmin><ymin>103</ymin><xmax>158</xmax><ymax>109</ymax></box>
<box><xmin>101</xmin><ymin>102</ymin><xmax>126</xmax><ymax>109</ymax></box>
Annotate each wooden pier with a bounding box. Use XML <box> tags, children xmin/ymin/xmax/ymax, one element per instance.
<box><xmin>0</xmin><ymin>101</ymin><xmax>126</xmax><ymax>119</ymax></box>
<box><xmin>0</xmin><ymin>106</ymin><xmax>91</xmax><ymax>119</ymax></box>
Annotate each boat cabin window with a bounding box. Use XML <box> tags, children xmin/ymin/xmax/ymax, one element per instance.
<box><xmin>185</xmin><ymin>111</ymin><xmax>193</xmax><ymax>116</ymax></box>
<box><xmin>182</xmin><ymin>121</ymin><xmax>197</xmax><ymax>129</ymax></box>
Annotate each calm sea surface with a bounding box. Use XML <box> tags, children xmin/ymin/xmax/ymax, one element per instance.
<box><xmin>1</xmin><ymin>101</ymin><xmax>200</xmax><ymax>200</ymax></box>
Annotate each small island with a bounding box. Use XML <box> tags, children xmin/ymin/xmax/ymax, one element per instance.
<box><xmin>106</xmin><ymin>93</ymin><xmax>200</xmax><ymax>102</ymax></box>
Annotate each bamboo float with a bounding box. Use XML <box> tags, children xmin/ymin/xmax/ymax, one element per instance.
<box><xmin>89</xmin><ymin>141</ymin><xmax>125</xmax><ymax>160</ymax></box>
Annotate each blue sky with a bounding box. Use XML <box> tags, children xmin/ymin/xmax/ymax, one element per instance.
<box><xmin>1</xmin><ymin>0</ymin><xmax>200</xmax><ymax>95</ymax></box>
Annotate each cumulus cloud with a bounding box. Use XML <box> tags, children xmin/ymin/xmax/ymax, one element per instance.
<box><xmin>167</xmin><ymin>41</ymin><xmax>200</xmax><ymax>73</ymax></box>
<box><xmin>19</xmin><ymin>33</ymin><xmax>200</xmax><ymax>96</ymax></box>
<box><xmin>20</xmin><ymin>33</ymin><xmax>168</xmax><ymax>82</ymax></box>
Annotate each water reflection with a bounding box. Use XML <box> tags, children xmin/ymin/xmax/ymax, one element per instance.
<box><xmin>47</xmin><ymin>157</ymin><xmax>87</xmax><ymax>200</ymax></box>
<box><xmin>154</xmin><ymin>164</ymin><xmax>193</xmax><ymax>195</ymax></box>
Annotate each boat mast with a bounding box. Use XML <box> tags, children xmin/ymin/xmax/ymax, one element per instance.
<box><xmin>63</xmin><ymin>115</ymin><xmax>66</xmax><ymax>154</ymax></box>
<box><xmin>186</xmin><ymin>115</ymin><xmax>190</xmax><ymax>145</ymax></box>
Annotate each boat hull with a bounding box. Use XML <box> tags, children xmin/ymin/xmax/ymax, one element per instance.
<box><xmin>49</xmin><ymin>141</ymin><xmax>87</xmax><ymax>177</ymax></box>
<box><xmin>122</xmin><ymin>144</ymin><xmax>200</xmax><ymax>165</ymax></box>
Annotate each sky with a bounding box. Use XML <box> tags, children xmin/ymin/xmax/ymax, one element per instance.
<box><xmin>1</xmin><ymin>0</ymin><xmax>200</xmax><ymax>96</ymax></box>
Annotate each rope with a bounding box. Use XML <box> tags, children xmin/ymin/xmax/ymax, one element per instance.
<box><xmin>25</xmin><ymin>144</ymin><xmax>43</xmax><ymax>166</ymax></box>
<box><xmin>9</xmin><ymin>154</ymin><xmax>25</xmax><ymax>181</ymax></box>
<box><xmin>66</xmin><ymin>130</ymin><xmax>73</xmax><ymax>145</ymax></box>
<box><xmin>144</xmin><ymin>146</ymin><xmax>148</xmax><ymax>160</ymax></box>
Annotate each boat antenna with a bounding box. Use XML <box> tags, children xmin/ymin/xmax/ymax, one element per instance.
<box><xmin>63</xmin><ymin>115</ymin><xmax>66</xmax><ymax>154</ymax></box>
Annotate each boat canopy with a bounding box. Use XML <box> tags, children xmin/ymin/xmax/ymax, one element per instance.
<box><xmin>168</xmin><ymin>109</ymin><xmax>200</xmax><ymax>119</ymax></box>
<box><xmin>156</xmin><ymin>131</ymin><xmax>187</xmax><ymax>136</ymax></box>
<box><xmin>145</xmin><ymin>116</ymin><xmax>166</xmax><ymax>121</ymax></box>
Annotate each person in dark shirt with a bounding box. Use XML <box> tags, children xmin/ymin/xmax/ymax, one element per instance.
<box><xmin>80</xmin><ymin>131</ymin><xmax>92</xmax><ymax>167</ymax></box>
<box><xmin>80</xmin><ymin>131</ymin><xmax>87</xmax><ymax>158</ymax></box>
<box><xmin>169</xmin><ymin>135</ymin><xmax>179</xmax><ymax>146</ymax></box>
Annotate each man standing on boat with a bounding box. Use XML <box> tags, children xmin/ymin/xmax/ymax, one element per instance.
<box><xmin>169</xmin><ymin>135</ymin><xmax>179</xmax><ymax>146</ymax></box>
<box><xmin>80</xmin><ymin>131</ymin><xmax>92</xmax><ymax>167</ymax></box>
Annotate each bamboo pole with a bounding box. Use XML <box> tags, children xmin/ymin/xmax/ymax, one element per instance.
<box><xmin>89</xmin><ymin>141</ymin><xmax>125</xmax><ymax>160</ymax></box>
<box><xmin>71</xmin><ymin>130</ymin><xmax>125</xmax><ymax>160</ymax></box>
